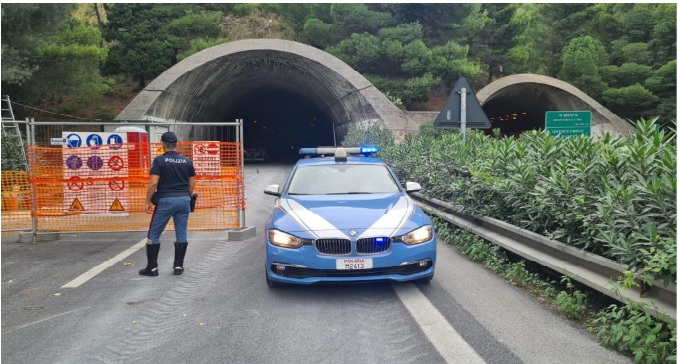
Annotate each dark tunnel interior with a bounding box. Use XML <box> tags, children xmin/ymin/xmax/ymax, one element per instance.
<box><xmin>482</xmin><ymin>85</ymin><xmax>557</xmax><ymax>137</ymax></box>
<box><xmin>222</xmin><ymin>89</ymin><xmax>336</xmax><ymax>163</ymax></box>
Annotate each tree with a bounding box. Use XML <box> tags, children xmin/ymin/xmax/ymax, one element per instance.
<box><xmin>103</xmin><ymin>4</ymin><xmax>189</xmax><ymax>89</ymax></box>
<box><xmin>541</xmin><ymin>4</ymin><xmax>596</xmax><ymax>76</ymax></box>
<box><xmin>649</xmin><ymin>4</ymin><xmax>676</xmax><ymax>66</ymax></box>
<box><xmin>1</xmin><ymin>4</ymin><xmax>75</xmax><ymax>85</ymax></box>
<box><xmin>558</xmin><ymin>35</ymin><xmax>609</xmax><ymax>98</ymax></box>
<box><xmin>330</xmin><ymin>3</ymin><xmax>392</xmax><ymax>38</ymax></box>
<box><xmin>502</xmin><ymin>4</ymin><xmax>551</xmax><ymax>75</ymax></box>
<box><xmin>603</xmin><ymin>84</ymin><xmax>659</xmax><ymax>120</ymax></box>
<box><xmin>29</xmin><ymin>20</ymin><xmax>110</xmax><ymax>103</ymax></box>
<box><xmin>302</xmin><ymin>18</ymin><xmax>337</xmax><ymax>49</ymax></box>
<box><xmin>600</xmin><ymin>63</ymin><xmax>652</xmax><ymax>89</ymax></box>
<box><xmin>645</xmin><ymin>60</ymin><xmax>677</xmax><ymax>125</ymax></box>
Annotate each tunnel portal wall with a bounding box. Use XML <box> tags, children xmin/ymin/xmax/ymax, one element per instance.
<box><xmin>117</xmin><ymin>39</ymin><xmax>416</xmax><ymax>142</ymax></box>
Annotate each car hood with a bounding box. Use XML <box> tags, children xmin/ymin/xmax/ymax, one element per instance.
<box><xmin>272</xmin><ymin>193</ymin><xmax>423</xmax><ymax>239</ymax></box>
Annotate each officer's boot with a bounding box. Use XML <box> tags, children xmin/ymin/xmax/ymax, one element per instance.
<box><xmin>173</xmin><ymin>242</ymin><xmax>188</xmax><ymax>275</ymax></box>
<box><xmin>139</xmin><ymin>243</ymin><xmax>160</xmax><ymax>276</ymax></box>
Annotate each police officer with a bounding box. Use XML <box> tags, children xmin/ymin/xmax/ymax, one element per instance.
<box><xmin>139</xmin><ymin>131</ymin><xmax>196</xmax><ymax>277</ymax></box>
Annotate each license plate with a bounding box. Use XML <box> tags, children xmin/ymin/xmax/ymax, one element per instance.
<box><xmin>336</xmin><ymin>258</ymin><xmax>373</xmax><ymax>270</ymax></box>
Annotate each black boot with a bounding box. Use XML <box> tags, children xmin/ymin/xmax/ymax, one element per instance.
<box><xmin>139</xmin><ymin>244</ymin><xmax>160</xmax><ymax>276</ymax></box>
<box><xmin>173</xmin><ymin>242</ymin><xmax>188</xmax><ymax>275</ymax></box>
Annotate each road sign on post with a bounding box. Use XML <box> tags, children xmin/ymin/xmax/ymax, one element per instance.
<box><xmin>433</xmin><ymin>76</ymin><xmax>491</xmax><ymax>134</ymax></box>
<box><xmin>545</xmin><ymin>111</ymin><xmax>592</xmax><ymax>138</ymax></box>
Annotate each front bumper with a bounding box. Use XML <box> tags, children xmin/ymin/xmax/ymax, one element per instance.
<box><xmin>266</xmin><ymin>239</ymin><xmax>436</xmax><ymax>285</ymax></box>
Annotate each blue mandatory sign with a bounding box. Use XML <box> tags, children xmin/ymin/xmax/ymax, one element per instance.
<box><xmin>107</xmin><ymin>134</ymin><xmax>124</xmax><ymax>149</ymax></box>
<box><xmin>86</xmin><ymin>134</ymin><xmax>103</xmax><ymax>148</ymax></box>
<box><xmin>66</xmin><ymin>155</ymin><xmax>83</xmax><ymax>170</ymax></box>
<box><xmin>66</xmin><ymin>133</ymin><xmax>82</xmax><ymax>148</ymax></box>
<box><xmin>87</xmin><ymin>156</ymin><xmax>104</xmax><ymax>171</ymax></box>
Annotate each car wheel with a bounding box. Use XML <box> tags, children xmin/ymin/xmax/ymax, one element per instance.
<box><xmin>416</xmin><ymin>274</ymin><xmax>434</xmax><ymax>284</ymax></box>
<box><xmin>266</xmin><ymin>270</ymin><xmax>280</xmax><ymax>288</ymax></box>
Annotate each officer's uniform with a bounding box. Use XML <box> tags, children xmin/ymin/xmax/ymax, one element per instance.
<box><xmin>140</xmin><ymin>131</ymin><xmax>196</xmax><ymax>277</ymax></box>
<box><xmin>147</xmin><ymin>150</ymin><xmax>195</xmax><ymax>244</ymax></box>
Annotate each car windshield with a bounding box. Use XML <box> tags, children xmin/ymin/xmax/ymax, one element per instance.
<box><xmin>287</xmin><ymin>164</ymin><xmax>400</xmax><ymax>195</ymax></box>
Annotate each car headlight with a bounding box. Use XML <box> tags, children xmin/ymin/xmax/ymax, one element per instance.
<box><xmin>396</xmin><ymin>225</ymin><xmax>433</xmax><ymax>245</ymax></box>
<box><xmin>268</xmin><ymin>229</ymin><xmax>306</xmax><ymax>249</ymax></box>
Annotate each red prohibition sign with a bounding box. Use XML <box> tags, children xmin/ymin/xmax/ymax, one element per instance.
<box><xmin>193</xmin><ymin>144</ymin><xmax>207</xmax><ymax>155</ymax></box>
<box><xmin>207</xmin><ymin>143</ymin><xmax>219</xmax><ymax>155</ymax></box>
<box><xmin>108</xmin><ymin>180</ymin><xmax>125</xmax><ymax>191</ymax></box>
<box><xmin>67</xmin><ymin>176</ymin><xmax>84</xmax><ymax>191</ymax></box>
<box><xmin>108</xmin><ymin>156</ymin><xmax>125</xmax><ymax>171</ymax></box>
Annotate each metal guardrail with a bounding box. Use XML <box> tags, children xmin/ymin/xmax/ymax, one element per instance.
<box><xmin>411</xmin><ymin>192</ymin><xmax>676</xmax><ymax>321</ymax></box>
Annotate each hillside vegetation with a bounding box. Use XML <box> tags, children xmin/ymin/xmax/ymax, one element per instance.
<box><xmin>0</xmin><ymin>4</ymin><xmax>676</xmax><ymax>126</ymax></box>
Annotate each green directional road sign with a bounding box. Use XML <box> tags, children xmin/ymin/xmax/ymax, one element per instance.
<box><xmin>545</xmin><ymin>111</ymin><xmax>591</xmax><ymax>138</ymax></box>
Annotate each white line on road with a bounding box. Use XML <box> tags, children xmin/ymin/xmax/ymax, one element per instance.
<box><xmin>393</xmin><ymin>283</ymin><xmax>486</xmax><ymax>364</ymax></box>
<box><xmin>62</xmin><ymin>238</ymin><xmax>147</xmax><ymax>288</ymax></box>
<box><xmin>2</xmin><ymin>306</ymin><xmax>92</xmax><ymax>335</ymax></box>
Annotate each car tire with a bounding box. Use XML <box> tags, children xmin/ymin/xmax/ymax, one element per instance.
<box><xmin>266</xmin><ymin>270</ymin><xmax>280</xmax><ymax>288</ymax></box>
<box><xmin>416</xmin><ymin>274</ymin><xmax>434</xmax><ymax>284</ymax></box>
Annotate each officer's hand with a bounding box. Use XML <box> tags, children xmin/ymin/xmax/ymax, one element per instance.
<box><xmin>145</xmin><ymin>202</ymin><xmax>153</xmax><ymax>214</ymax></box>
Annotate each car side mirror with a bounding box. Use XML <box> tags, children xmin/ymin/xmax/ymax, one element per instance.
<box><xmin>405</xmin><ymin>182</ymin><xmax>421</xmax><ymax>193</ymax></box>
<box><xmin>264</xmin><ymin>184</ymin><xmax>281</xmax><ymax>197</ymax></box>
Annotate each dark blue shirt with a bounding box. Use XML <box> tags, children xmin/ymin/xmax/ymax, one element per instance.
<box><xmin>150</xmin><ymin>151</ymin><xmax>196</xmax><ymax>198</ymax></box>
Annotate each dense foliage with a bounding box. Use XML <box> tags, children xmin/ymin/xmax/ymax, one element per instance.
<box><xmin>0</xmin><ymin>3</ymin><xmax>675</xmax><ymax>124</ymax></box>
<box><xmin>344</xmin><ymin>120</ymin><xmax>677</xmax><ymax>287</ymax></box>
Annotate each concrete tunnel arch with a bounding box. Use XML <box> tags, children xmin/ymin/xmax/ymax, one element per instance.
<box><xmin>116</xmin><ymin>39</ymin><xmax>414</xmax><ymax>160</ymax></box>
<box><xmin>475</xmin><ymin>74</ymin><xmax>635</xmax><ymax>137</ymax></box>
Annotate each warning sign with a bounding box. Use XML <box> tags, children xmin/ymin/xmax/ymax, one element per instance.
<box><xmin>67</xmin><ymin>176</ymin><xmax>84</xmax><ymax>191</ymax></box>
<box><xmin>108</xmin><ymin>156</ymin><xmax>125</xmax><ymax>171</ymax></box>
<box><xmin>109</xmin><ymin>198</ymin><xmax>125</xmax><ymax>212</ymax></box>
<box><xmin>62</xmin><ymin>131</ymin><xmax>129</xmax><ymax>214</ymax></box>
<box><xmin>193</xmin><ymin>141</ymin><xmax>221</xmax><ymax>176</ymax></box>
<box><xmin>69</xmin><ymin>198</ymin><xmax>85</xmax><ymax>211</ymax></box>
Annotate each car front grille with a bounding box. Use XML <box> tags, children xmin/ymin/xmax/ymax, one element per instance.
<box><xmin>271</xmin><ymin>260</ymin><xmax>433</xmax><ymax>279</ymax></box>
<box><xmin>315</xmin><ymin>238</ymin><xmax>351</xmax><ymax>255</ymax></box>
<box><xmin>356</xmin><ymin>237</ymin><xmax>391</xmax><ymax>254</ymax></box>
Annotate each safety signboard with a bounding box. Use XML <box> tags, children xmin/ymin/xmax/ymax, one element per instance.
<box><xmin>193</xmin><ymin>142</ymin><xmax>221</xmax><ymax>176</ymax></box>
<box><xmin>62</xmin><ymin>131</ymin><xmax>129</xmax><ymax>214</ymax></box>
<box><xmin>69</xmin><ymin>198</ymin><xmax>85</xmax><ymax>212</ymax></box>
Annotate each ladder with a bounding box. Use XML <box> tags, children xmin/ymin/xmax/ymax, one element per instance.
<box><xmin>1</xmin><ymin>95</ymin><xmax>28</xmax><ymax>171</ymax></box>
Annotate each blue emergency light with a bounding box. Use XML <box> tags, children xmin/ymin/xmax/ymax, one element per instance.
<box><xmin>298</xmin><ymin>146</ymin><xmax>379</xmax><ymax>158</ymax></box>
<box><xmin>360</xmin><ymin>146</ymin><xmax>379</xmax><ymax>155</ymax></box>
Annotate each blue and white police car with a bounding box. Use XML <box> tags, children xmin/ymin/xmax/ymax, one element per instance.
<box><xmin>263</xmin><ymin>146</ymin><xmax>436</xmax><ymax>287</ymax></box>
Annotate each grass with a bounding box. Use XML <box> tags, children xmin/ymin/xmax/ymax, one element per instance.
<box><xmin>433</xmin><ymin>217</ymin><xmax>676</xmax><ymax>364</ymax></box>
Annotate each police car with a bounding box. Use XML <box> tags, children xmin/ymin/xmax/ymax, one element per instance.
<box><xmin>263</xmin><ymin>146</ymin><xmax>436</xmax><ymax>287</ymax></box>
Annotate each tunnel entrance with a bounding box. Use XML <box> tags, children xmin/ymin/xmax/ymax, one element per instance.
<box><xmin>227</xmin><ymin>89</ymin><xmax>335</xmax><ymax>163</ymax></box>
<box><xmin>117</xmin><ymin>39</ymin><xmax>411</xmax><ymax>150</ymax></box>
<box><xmin>482</xmin><ymin>87</ymin><xmax>554</xmax><ymax>137</ymax></box>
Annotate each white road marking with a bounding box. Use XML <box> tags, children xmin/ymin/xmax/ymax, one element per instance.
<box><xmin>62</xmin><ymin>238</ymin><xmax>147</xmax><ymax>288</ymax></box>
<box><xmin>2</xmin><ymin>307</ymin><xmax>92</xmax><ymax>334</ymax></box>
<box><xmin>393</xmin><ymin>283</ymin><xmax>486</xmax><ymax>364</ymax></box>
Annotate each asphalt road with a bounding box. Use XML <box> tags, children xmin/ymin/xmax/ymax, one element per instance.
<box><xmin>1</xmin><ymin>164</ymin><xmax>631</xmax><ymax>364</ymax></box>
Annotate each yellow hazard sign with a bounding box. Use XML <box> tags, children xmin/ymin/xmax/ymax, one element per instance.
<box><xmin>69</xmin><ymin>198</ymin><xmax>84</xmax><ymax>212</ymax></box>
<box><xmin>109</xmin><ymin>198</ymin><xmax>125</xmax><ymax>212</ymax></box>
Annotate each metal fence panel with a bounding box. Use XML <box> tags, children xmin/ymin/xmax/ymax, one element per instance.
<box><xmin>2</xmin><ymin>120</ymin><xmax>244</xmax><ymax>233</ymax></box>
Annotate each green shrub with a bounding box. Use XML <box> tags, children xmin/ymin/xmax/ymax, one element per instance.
<box><xmin>358</xmin><ymin>118</ymin><xmax>676</xmax><ymax>285</ymax></box>
<box><xmin>1</xmin><ymin>130</ymin><xmax>27</xmax><ymax>171</ymax></box>
<box><xmin>594</xmin><ymin>302</ymin><xmax>676</xmax><ymax>364</ymax></box>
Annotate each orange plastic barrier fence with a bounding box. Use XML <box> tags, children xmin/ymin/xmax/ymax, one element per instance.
<box><xmin>19</xmin><ymin>141</ymin><xmax>245</xmax><ymax>232</ymax></box>
<box><xmin>1</xmin><ymin>171</ymin><xmax>33</xmax><ymax>231</ymax></box>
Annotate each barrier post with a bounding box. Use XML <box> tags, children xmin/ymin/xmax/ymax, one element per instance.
<box><xmin>238</xmin><ymin>118</ymin><xmax>245</xmax><ymax>229</ymax></box>
<box><xmin>28</xmin><ymin>117</ymin><xmax>38</xmax><ymax>242</ymax></box>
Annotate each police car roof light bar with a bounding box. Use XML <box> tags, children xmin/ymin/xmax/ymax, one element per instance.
<box><xmin>298</xmin><ymin>146</ymin><xmax>379</xmax><ymax>158</ymax></box>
